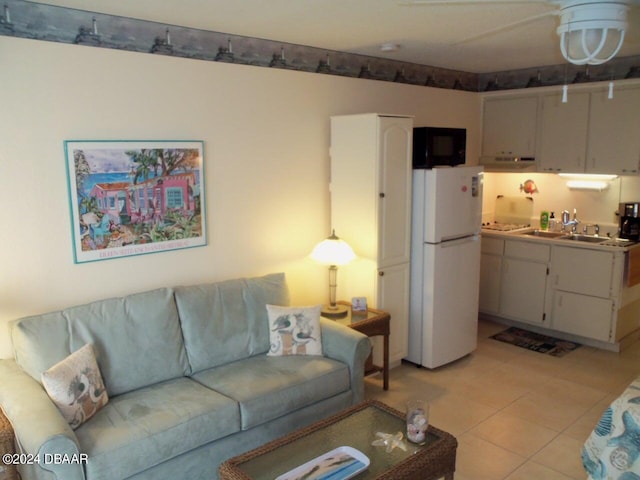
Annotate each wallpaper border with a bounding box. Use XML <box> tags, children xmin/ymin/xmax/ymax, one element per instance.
<box><xmin>1</xmin><ymin>0</ymin><xmax>639</xmax><ymax>92</ymax></box>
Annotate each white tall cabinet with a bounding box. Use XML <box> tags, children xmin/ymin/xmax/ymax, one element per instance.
<box><xmin>330</xmin><ymin>114</ymin><xmax>413</xmax><ymax>366</ymax></box>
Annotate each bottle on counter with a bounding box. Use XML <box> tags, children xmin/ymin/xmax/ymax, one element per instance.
<box><xmin>540</xmin><ymin>211</ymin><xmax>550</xmax><ymax>231</ymax></box>
<box><xmin>549</xmin><ymin>212</ymin><xmax>556</xmax><ymax>231</ymax></box>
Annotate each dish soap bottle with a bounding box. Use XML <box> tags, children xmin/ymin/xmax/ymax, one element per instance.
<box><xmin>549</xmin><ymin>212</ymin><xmax>556</xmax><ymax>231</ymax></box>
<box><xmin>540</xmin><ymin>211</ymin><xmax>549</xmax><ymax>231</ymax></box>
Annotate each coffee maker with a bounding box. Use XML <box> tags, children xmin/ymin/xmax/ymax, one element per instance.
<box><xmin>619</xmin><ymin>202</ymin><xmax>640</xmax><ymax>241</ymax></box>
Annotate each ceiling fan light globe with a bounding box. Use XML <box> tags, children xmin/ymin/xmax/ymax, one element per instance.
<box><xmin>556</xmin><ymin>1</ymin><xmax>628</xmax><ymax>65</ymax></box>
<box><xmin>560</xmin><ymin>27</ymin><xmax>625</xmax><ymax>65</ymax></box>
<box><xmin>561</xmin><ymin>28</ymin><xmax>624</xmax><ymax>65</ymax></box>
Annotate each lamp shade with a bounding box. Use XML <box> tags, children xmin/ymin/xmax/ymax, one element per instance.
<box><xmin>310</xmin><ymin>230</ymin><xmax>356</xmax><ymax>266</ymax></box>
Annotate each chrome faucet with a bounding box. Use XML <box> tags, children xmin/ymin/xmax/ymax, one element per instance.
<box><xmin>561</xmin><ymin>209</ymin><xmax>580</xmax><ymax>233</ymax></box>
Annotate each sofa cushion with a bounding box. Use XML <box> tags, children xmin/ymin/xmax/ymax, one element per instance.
<box><xmin>191</xmin><ymin>355</ymin><xmax>350</xmax><ymax>430</ymax></box>
<box><xmin>266</xmin><ymin>304</ymin><xmax>323</xmax><ymax>356</ymax></box>
<box><xmin>11</xmin><ymin>288</ymin><xmax>190</xmax><ymax>397</ymax></box>
<box><xmin>76</xmin><ymin>377</ymin><xmax>240</xmax><ymax>480</ymax></box>
<box><xmin>41</xmin><ymin>344</ymin><xmax>109</xmax><ymax>429</ymax></box>
<box><xmin>66</xmin><ymin>288</ymin><xmax>190</xmax><ymax>396</ymax></box>
<box><xmin>175</xmin><ymin>273</ymin><xmax>290</xmax><ymax>373</ymax></box>
<box><xmin>11</xmin><ymin>311</ymin><xmax>71</xmax><ymax>384</ymax></box>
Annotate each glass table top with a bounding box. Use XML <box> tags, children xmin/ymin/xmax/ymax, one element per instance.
<box><xmin>236</xmin><ymin>403</ymin><xmax>441</xmax><ymax>479</ymax></box>
<box><xmin>323</xmin><ymin>304</ymin><xmax>384</xmax><ymax>328</ymax></box>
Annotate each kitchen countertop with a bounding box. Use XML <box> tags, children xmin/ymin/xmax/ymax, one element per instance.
<box><xmin>481</xmin><ymin>229</ymin><xmax>640</xmax><ymax>253</ymax></box>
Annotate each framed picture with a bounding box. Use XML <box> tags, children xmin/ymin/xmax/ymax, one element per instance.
<box><xmin>351</xmin><ymin>297</ymin><xmax>367</xmax><ymax>313</ymax></box>
<box><xmin>65</xmin><ymin>140</ymin><xmax>206</xmax><ymax>263</ymax></box>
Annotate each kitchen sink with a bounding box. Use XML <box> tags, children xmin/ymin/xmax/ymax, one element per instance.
<box><xmin>558</xmin><ymin>234</ymin><xmax>608</xmax><ymax>244</ymax></box>
<box><xmin>520</xmin><ymin>230</ymin><xmax>566</xmax><ymax>239</ymax></box>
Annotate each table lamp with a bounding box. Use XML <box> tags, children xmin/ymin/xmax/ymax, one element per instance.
<box><xmin>310</xmin><ymin>230</ymin><xmax>356</xmax><ymax>317</ymax></box>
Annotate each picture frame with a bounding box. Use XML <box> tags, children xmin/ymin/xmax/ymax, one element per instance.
<box><xmin>351</xmin><ymin>297</ymin><xmax>368</xmax><ymax>313</ymax></box>
<box><xmin>65</xmin><ymin>140</ymin><xmax>206</xmax><ymax>263</ymax></box>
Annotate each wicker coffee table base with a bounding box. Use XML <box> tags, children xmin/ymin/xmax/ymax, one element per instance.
<box><xmin>219</xmin><ymin>400</ymin><xmax>456</xmax><ymax>480</ymax></box>
<box><xmin>0</xmin><ymin>408</ymin><xmax>18</xmax><ymax>480</ymax></box>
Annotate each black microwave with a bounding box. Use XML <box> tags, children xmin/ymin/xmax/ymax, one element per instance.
<box><xmin>412</xmin><ymin>127</ymin><xmax>466</xmax><ymax>169</ymax></box>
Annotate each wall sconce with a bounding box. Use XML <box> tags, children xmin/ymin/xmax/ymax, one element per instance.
<box><xmin>310</xmin><ymin>230</ymin><xmax>356</xmax><ymax>317</ymax></box>
<box><xmin>558</xmin><ymin>173</ymin><xmax>617</xmax><ymax>191</ymax></box>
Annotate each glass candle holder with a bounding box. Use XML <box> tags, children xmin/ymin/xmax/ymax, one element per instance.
<box><xmin>406</xmin><ymin>400</ymin><xmax>429</xmax><ymax>445</ymax></box>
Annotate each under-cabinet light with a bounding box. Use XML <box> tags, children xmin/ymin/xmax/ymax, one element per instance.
<box><xmin>558</xmin><ymin>173</ymin><xmax>617</xmax><ymax>192</ymax></box>
<box><xmin>566</xmin><ymin>180</ymin><xmax>610</xmax><ymax>191</ymax></box>
<box><xmin>558</xmin><ymin>173</ymin><xmax>618</xmax><ymax>180</ymax></box>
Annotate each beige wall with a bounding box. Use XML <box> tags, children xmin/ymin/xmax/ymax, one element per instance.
<box><xmin>0</xmin><ymin>36</ymin><xmax>481</xmax><ymax>358</ymax></box>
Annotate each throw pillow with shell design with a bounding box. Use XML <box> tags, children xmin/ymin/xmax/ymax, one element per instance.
<box><xmin>266</xmin><ymin>304</ymin><xmax>323</xmax><ymax>356</ymax></box>
<box><xmin>41</xmin><ymin>343</ymin><xmax>109</xmax><ymax>429</ymax></box>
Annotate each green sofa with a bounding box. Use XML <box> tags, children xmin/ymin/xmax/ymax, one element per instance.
<box><xmin>0</xmin><ymin>273</ymin><xmax>371</xmax><ymax>480</ymax></box>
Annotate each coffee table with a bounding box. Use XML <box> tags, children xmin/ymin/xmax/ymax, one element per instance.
<box><xmin>219</xmin><ymin>400</ymin><xmax>457</xmax><ymax>480</ymax></box>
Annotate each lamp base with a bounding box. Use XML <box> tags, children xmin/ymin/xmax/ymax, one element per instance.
<box><xmin>321</xmin><ymin>303</ymin><xmax>349</xmax><ymax>318</ymax></box>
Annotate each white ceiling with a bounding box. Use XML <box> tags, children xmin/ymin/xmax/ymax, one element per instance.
<box><xmin>29</xmin><ymin>0</ymin><xmax>640</xmax><ymax>73</ymax></box>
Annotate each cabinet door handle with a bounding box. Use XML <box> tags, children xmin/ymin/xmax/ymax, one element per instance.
<box><xmin>558</xmin><ymin>294</ymin><xmax>563</xmax><ymax>308</ymax></box>
<box><xmin>379</xmin><ymin>192</ymin><xmax>385</xmax><ymax>198</ymax></box>
<box><xmin>379</xmin><ymin>271</ymin><xmax>385</xmax><ymax>276</ymax></box>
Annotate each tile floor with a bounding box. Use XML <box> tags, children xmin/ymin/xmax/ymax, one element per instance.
<box><xmin>364</xmin><ymin>318</ymin><xmax>640</xmax><ymax>480</ymax></box>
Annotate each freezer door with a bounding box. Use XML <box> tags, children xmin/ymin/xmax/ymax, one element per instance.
<box><xmin>420</xmin><ymin>235</ymin><xmax>480</xmax><ymax>368</ymax></box>
<box><xmin>420</xmin><ymin>166</ymin><xmax>483</xmax><ymax>243</ymax></box>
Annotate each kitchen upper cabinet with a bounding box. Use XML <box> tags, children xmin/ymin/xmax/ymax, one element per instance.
<box><xmin>538</xmin><ymin>92</ymin><xmax>590</xmax><ymax>173</ymax></box>
<box><xmin>588</xmin><ymin>87</ymin><xmax>640</xmax><ymax>175</ymax></box>
<box><xmin>537</xmin><ymin>85</ymin><xmax>640</xmax><ymax>175</ymax></box>
<box><xmin>482</xmin><ymin>96</ymin><xmax>538</xmax><ymax>157</ymax></box>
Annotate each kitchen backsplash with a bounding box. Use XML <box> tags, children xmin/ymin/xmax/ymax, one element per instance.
<box><xmin>482</xmin><ymin>172</ymin><xmax>640</xmax><ymax>237</ymax></box>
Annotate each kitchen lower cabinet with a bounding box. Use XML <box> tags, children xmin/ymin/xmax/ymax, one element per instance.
<box><xmin>479</xmin><ymin>237</ymin><xmax>550</xmax><ymax>325</ymax></box>
<box><xmin>550</xmin><ymin>246</ymin><xmax>614</xmax><ymax>298</ymax></box>
<box><xmin>479</xmin><ymin>233</ymin><xmax>640</xmax><ymax>349</ymax></box>
<box><xmin>549</xmin><ymin>246</ymin><xmax>618</xmax><ymax>342</ymax></box>
<box><xmin>500</xmin><ymin>258</ymin><xmax>548</xmax><ymax>325</ymax></box>
<box><xmin>480</xmin><ymin>253</ymin><xmax>502</xmax><ymax>314</ymax></box>
<box><xmin>479</xmin><ymin>237</ymin><xmax>504</xmax><ymax>314</ymax></box>
<box><xmin>552</xmin><ymin>291</ymin><xmax>613</xmax><ymax>342</ymax></box>
<box><xmin>499</xmin><ymin>240</ymin><xmax>550</xmax><ymax>325</ymax></box>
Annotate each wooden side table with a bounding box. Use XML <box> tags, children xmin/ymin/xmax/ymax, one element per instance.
<box><xmin>0</xmin><ymin>408</ymin><xmax>18</xmax><ymax>480</ymax></box>
<box><xmin>323</xmin><ymin>301</ymin><xmax>390</xmax><ymax>390</ymax></box>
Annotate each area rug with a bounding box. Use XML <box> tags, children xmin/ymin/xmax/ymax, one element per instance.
<box><xmin>490</xmin><ymin>327</ymin><xmax>581</xmax><ymax>357</ymax></box>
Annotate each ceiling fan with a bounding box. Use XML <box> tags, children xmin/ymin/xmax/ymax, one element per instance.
<box><xmin>399</xmin><ymin>0</ymin><xmax>633</xmax><ymax>65</ymax></box>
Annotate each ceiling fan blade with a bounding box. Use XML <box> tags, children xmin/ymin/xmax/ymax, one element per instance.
<box><xmin>398</xmin><ymin>0</ymin><xmax>549</xmax><ymax>6</ymax></box>
<box><xmin>451</xmin><ymin>10</ymin><xmax>559</xmax><ymax>45</ymax></box>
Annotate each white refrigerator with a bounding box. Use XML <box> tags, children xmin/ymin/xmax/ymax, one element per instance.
<box><xmin>407</xmin><ymin>166</ymin><xmax>483</xmax><ymax>368</ymax></box>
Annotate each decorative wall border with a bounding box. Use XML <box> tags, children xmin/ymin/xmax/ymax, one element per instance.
<box><xmin>1</xmin><ymin>0</ymin><xmax>639</xmax><ymax>92</ymax></box>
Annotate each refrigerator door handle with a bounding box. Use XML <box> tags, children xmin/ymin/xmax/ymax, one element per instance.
<box><xmin>432</xmin><ymin>235</ymin><xmax>479</xmax><ymax>248</ymax></box>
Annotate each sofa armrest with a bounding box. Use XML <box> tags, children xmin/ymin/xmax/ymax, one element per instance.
<box><xmin>320</xmin><ymin>318</ymin><xmax>371</xmax><ymax>404</ymax></box>
<box><xmin>0</xmin><ymin>359</ymin><xmax>84</xmax><ymax>480</ymax></box>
